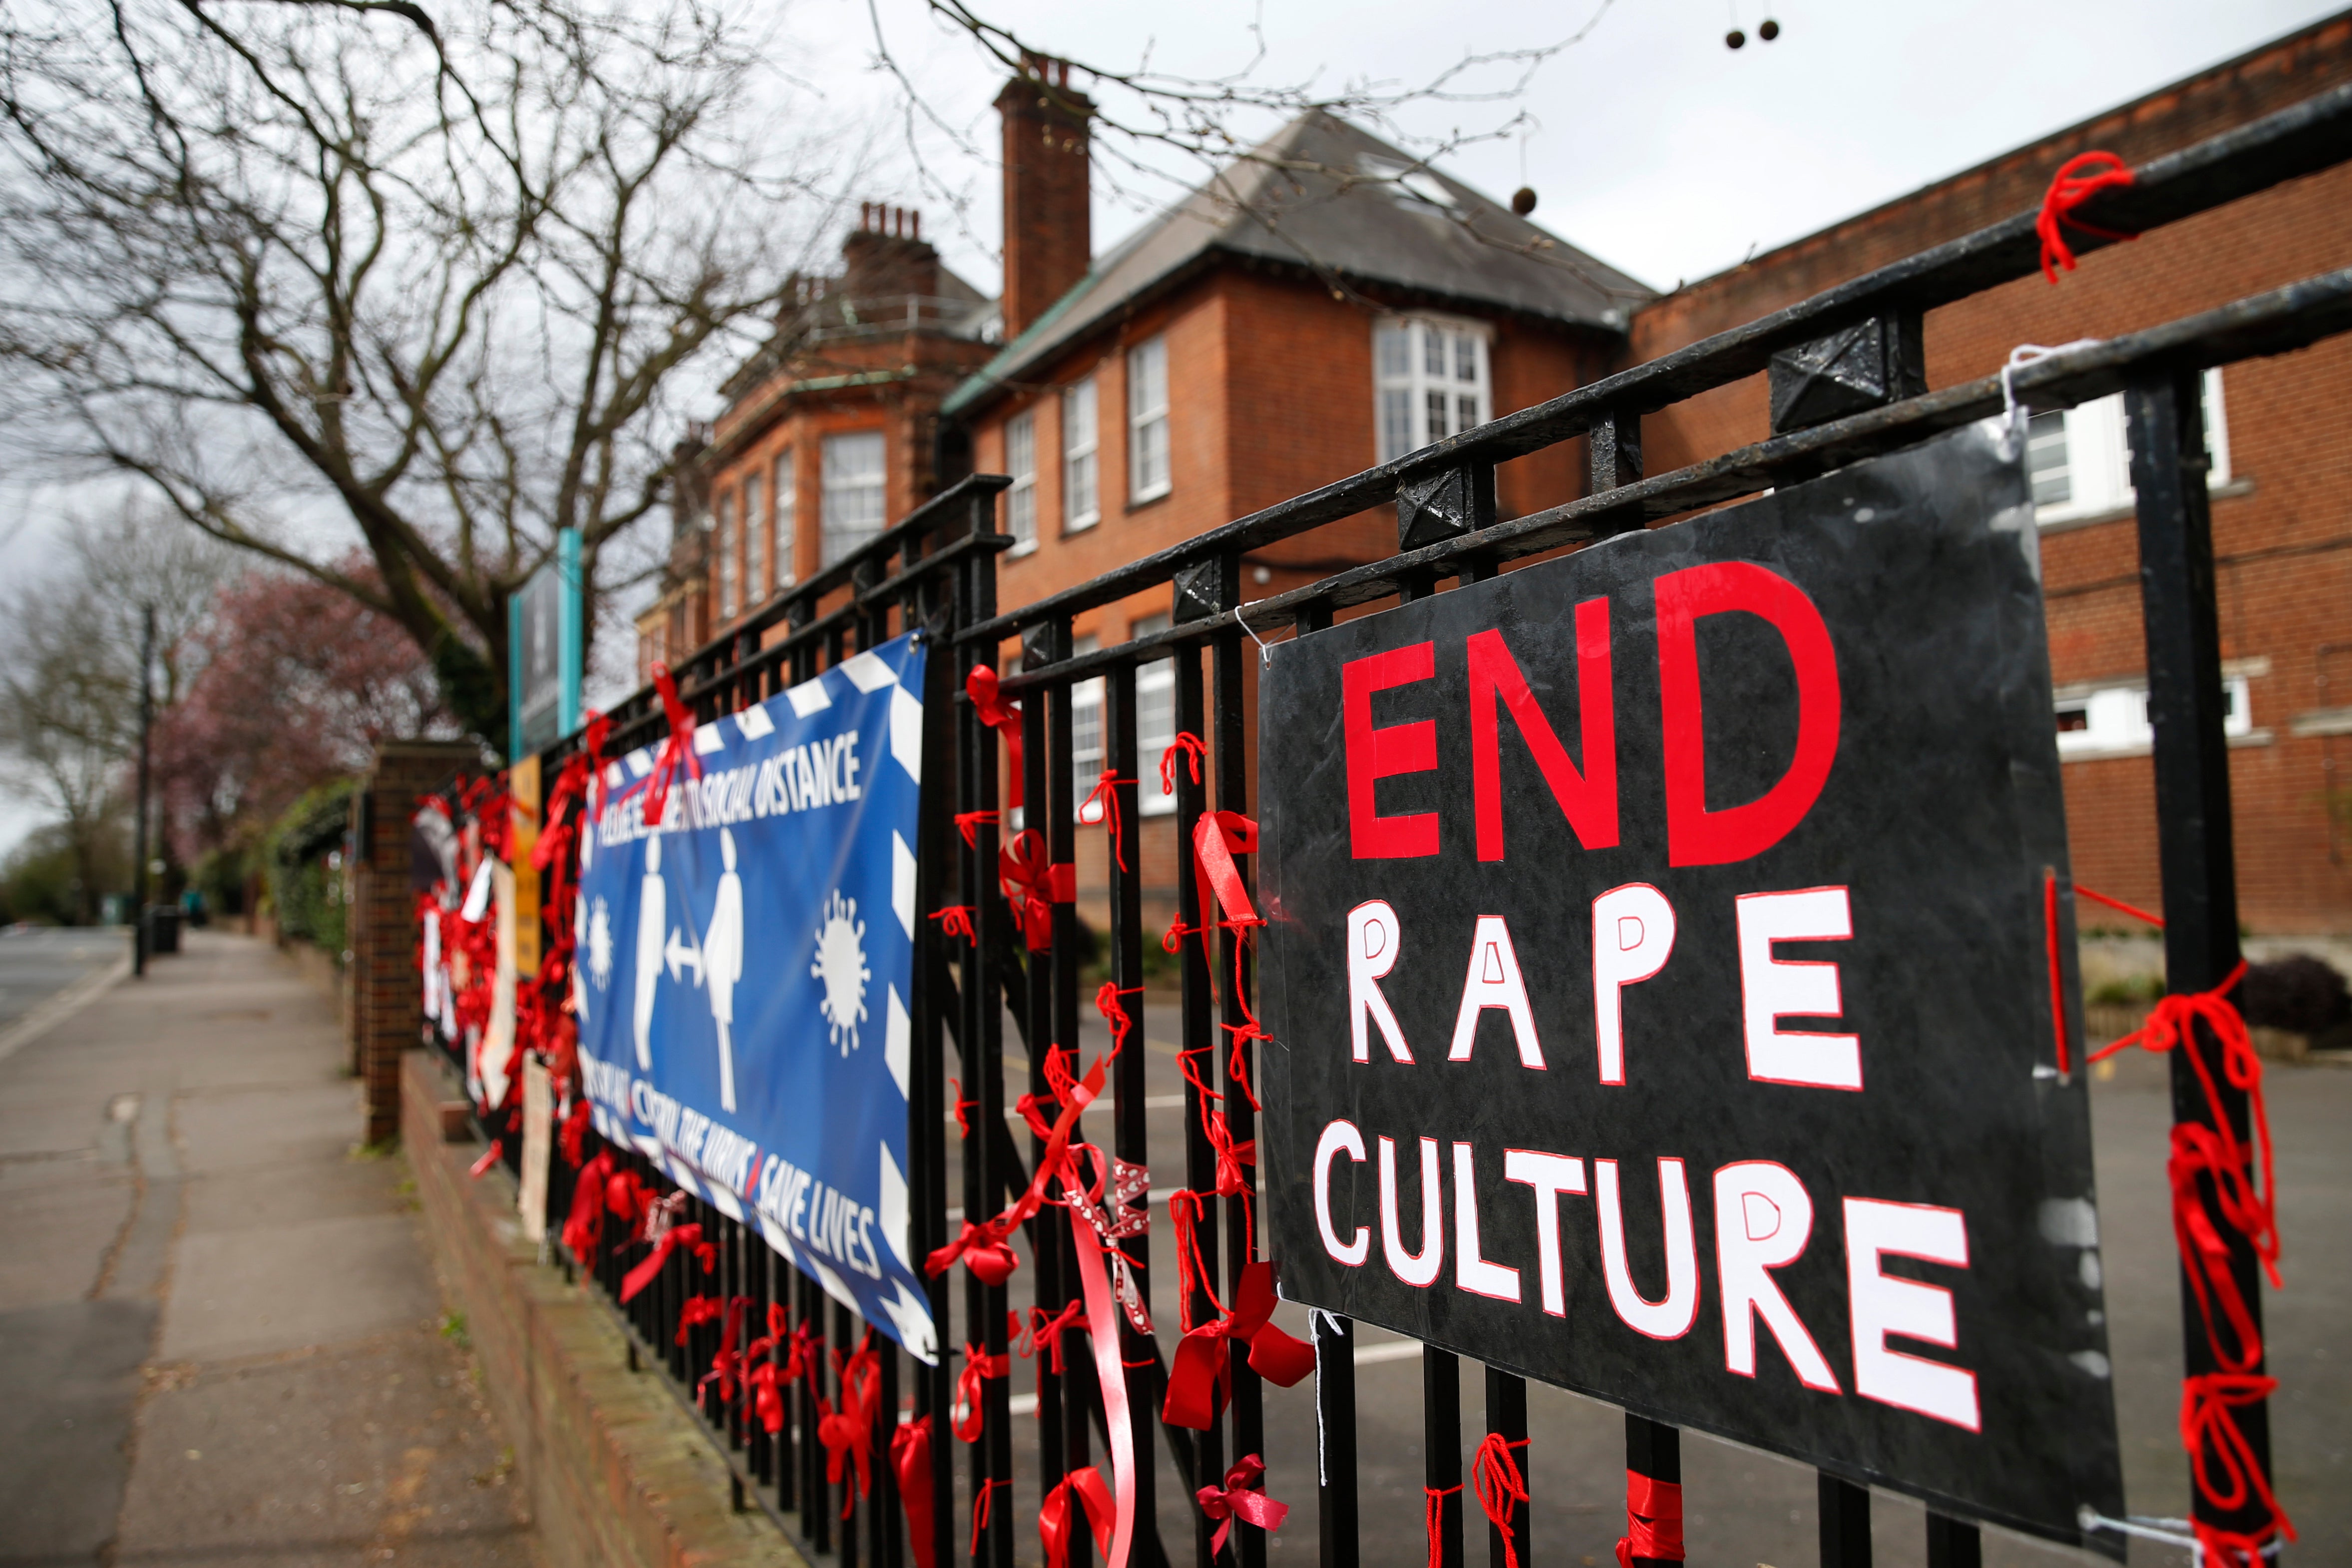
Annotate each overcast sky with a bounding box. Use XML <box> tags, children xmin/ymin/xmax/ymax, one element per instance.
<box><xmin>2</xmin><ymin>0</ymin><xmax>2340</xmax><ymax>865</ymax></box>
<box><xmin>837</xmin><ymin>0</ymin><xmax>2343</xmax><ymax>295</ymax></box>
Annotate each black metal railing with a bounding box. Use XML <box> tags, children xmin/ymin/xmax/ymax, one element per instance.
<box><xmin>495</xmin><ymin>78</ymin><xmax>2352</xmax><ymax>1568</ymax></box>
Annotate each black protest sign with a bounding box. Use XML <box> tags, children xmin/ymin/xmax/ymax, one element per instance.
<box><xmin>1256</xmin><ymin>421</ymin><xmax>2123</xmax><ymax>1548</ymax></box>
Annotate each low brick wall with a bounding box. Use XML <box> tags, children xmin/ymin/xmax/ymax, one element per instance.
<box><xmin>401</xmin><ymin>1048</ymin><xmax>804</xmax><ymax>1568</ymax></box>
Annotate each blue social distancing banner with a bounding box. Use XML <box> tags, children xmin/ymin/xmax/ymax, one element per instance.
<box><xmin>573</xmin><ymin>632</ymin><xmax>934</xmax><ymax>1361</ymax></box>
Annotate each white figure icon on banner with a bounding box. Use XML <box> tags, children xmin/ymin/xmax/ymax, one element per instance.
<box><xmin>706</xmin><ymin>828</ymin><xmax>746</xmax><ymax>1111</ymax></box>
<box><xmin>634</xmin><ymin>835</ymin><xmax>666</xmax><ymax>1070</ymax></box>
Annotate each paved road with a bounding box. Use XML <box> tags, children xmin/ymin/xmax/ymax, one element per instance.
<box><xmin>0</xmin><ymin>931</ymin><xmax>537</xmax><ymax>1568</ymax></box>
<box><xmin>0</xmin><ymin>925</ymin><xmax>128</xmax><ymax>1037</ymax></box>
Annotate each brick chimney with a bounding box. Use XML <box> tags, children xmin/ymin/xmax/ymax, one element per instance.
<box><xmin>996</xmin><ymin>56</ymin><xmax>1092</xmax><ymax>340</ymax></box>
<box><xmin>841</xmin><ymin>203</ymin><xmax>940</xmax><ymax>301</ymax></box>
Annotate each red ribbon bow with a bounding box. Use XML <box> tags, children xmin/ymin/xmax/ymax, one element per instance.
<box><xmin>926</xmin><ymin>1217</ymin><xmax>1021</xmax><ymax>1287</ymax></box>
<box><xmin>954</xmin><ymin>810</ymin><xmax>1000</xmax><ymax>848</ymax></box>
<box><xmin>1191</xmin><ymin>810</ymin><xmax>1263</xmax><ymax>941</ymax></box>
<box><xmin>559</xmin><ymin>1097</ymin><xmax>593</xmax><ymax>1168</ymax></box>
<box><xmin>631</xmin><ymin>664</ymin><xmax>703</xmax><ymax>828</ymax></box>
<box><xmin>620</xmin><ymin>1221</ymin><xmax>716</xmax><ymax>1302</ymax></box>
<box><xmin>1614</xmin><ymin>1471</ymin><xmax>1684</xmax><ymax>1568</ymax></box>
<box><xmin>2036</xmin><ymin>150</ymin><xmax>2137</xmax><ymax>285</ymax></box>
<box><xmin>954</xmin><ymin>1342</ymin><xmax>1011</xmax><ymax>1443</ymax></box>
<box><xmin>816</xmin><ymin>1331</ymin><xmax>880</xmax><ymax>1518</ymax></box>
<box><xmin>1040</xmin><ymin>1466</ymin><xmax>1116</xmax><ymax>1568</ymax></box>
<box><xmin>698</xmin><ymin>1296</ymin><xmax>752</xmax><ymax>1402</ymax></box>
<box><xmin>1164</xmin><ymin>1259</ymin><xmax>1313</xmax><ymax>1431</ymax></box>
<box><xmin>1028</xmin><ymin>1300</ymin><xmax>1091</xmax><ymax>1380</ymax></box>
<box><xmin>1194</xmin><ymin>1454</ymin><xmax>1287</xmax><ymax>1558</ymax></box>
<box><xmin>1206</xmin><ymin>1111</ymin><xmax>1255</xmax><ymax>1198</ymax></box>
<box><xmin>999</xmin><ymin>829</ymin><xmax>1076</xmax><ymax>953</ymax></box>
<box><xmin>892</xmin><ymin>1416</ymin><xmax>937</xmax><ymax>1568</ymax></box>
<box><xmin>966</xmin><ymin>666</ymin><xmax>1026</xmax><ymax>809</ymax></box>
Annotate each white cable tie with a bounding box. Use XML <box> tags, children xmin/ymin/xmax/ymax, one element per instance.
<box><xmin>2002</xmin><ymin>339</ymin><xmax>2105</xmax><ymax>425</ymax></box>
<box><xmin>1233</xmin><ymin>600</ymin><xmax>1292</xmax><ymax>668</ymax></box>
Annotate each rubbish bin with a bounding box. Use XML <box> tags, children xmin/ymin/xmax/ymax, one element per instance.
<box><xmin>144</xmin><ymin>904</ymin><xmax>182</xmax><ymax>956</ymax></box>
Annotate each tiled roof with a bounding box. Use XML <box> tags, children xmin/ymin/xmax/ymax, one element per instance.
<box><xmin>945</xmin><ymin>110</ymin><xmax>1653</xmax><ymax>417</ymax></box>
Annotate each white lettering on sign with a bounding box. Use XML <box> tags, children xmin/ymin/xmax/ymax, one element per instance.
<box><xmin>1446</xmin><ymin>915</ymin><xmax>1545</xmax><ymax>1068</ymax></box>
<box><xmin>1590</xmin><ymin>882</ymin><xmax>1677</xmax><ymax>1086</ymax></box>
<box><xmin>1347</xmin><ymin>900</ymin><xmax>1412</xmax><ymax>1064</ymax></box>
<box><xmin>1314</xmin><ymin>1120</ymin><xmax>1370</xmax><ymax>1265</ymax></box>
<box><xmin>1714</xmin><ymin>1161</ymin><xmax>1841</xmax><ymax>1391</ymax></box>
<box><xmin>1845</xmin><ymin>1197</ymin><xmax>1979</xmax><ymax>1430</ymax></box>
<box><xmin>1501</xmin><ymin>1150</ymin><xmax>1587</xmax><ymax>1317</ymax></box>
<box><xmin>1595</xmin><ymin>1157</ymin><xmax>1700</xmax><ymax>1340</ymax></box>
<box><xmin>1736</xmin><ymin>886</ymin><xmax>1863</xmax><ymax>1090</ymax></box>
<box><xmin>1451</xmin><ymin>1143</ymin><xmax>1521</xmax><ymax>1302</ymax></box>
<box><xmin>1378</xmin><ymin>1134</ymin><xmax>1443</xmax><ymax>1287</ymax></box>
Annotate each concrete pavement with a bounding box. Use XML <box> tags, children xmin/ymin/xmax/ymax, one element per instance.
<box><xmin>0</xmin><ymin>929</ymin><xmax>536</xmax><ymax>1567</ymax></box>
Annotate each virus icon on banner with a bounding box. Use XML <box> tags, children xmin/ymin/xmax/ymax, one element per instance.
<box><xmin>587</xmin><ymin>895</ymin><xmax>614</xmax><ymax>990</ymax></box>
<box><xmin>812</xmin><ymin>889</ymin><xmax>870</xmax><ymax>1056</ymax></box>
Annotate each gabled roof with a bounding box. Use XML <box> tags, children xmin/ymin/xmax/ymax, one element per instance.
<box><xmin>944</xmin><ymin>110</ymin><xmax>1654</xmax><ymax>418</ymax></box>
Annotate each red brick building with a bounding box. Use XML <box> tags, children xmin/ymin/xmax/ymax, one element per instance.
<box><xmin>681</xmin><ymin>18</ymin><xmax>2352</xmax><ymax>937</ymax></box>
<box><xmin>635</xmin><ymin>206</ymin><xmax>998</xmax><ymax>682</ymax></box>
<box><xmin>946</xmin><ymin>76</ymin><xmax>1649</xmax><ymax>928</ymax></box>
<box><xmin>1633</xmin><ymin>14</ymin><xmax>2352</xmax><ymax>934</ymax></box>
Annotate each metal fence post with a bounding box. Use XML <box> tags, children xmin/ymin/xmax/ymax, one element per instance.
<box><xmin>2126</xmin><ymin>368</ymin><xmax>2275</xmax><ymax>1550</ymax></box>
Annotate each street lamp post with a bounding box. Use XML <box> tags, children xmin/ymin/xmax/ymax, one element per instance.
<box><xmin>133</xmin><ymin>603</ymin><xmax>153</xmax><ymax>978</ymax></box>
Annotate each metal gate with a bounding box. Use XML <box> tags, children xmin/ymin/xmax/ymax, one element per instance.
<box><xmin>516</xmin><ymin>82</ymin><xmax>2352</xmax><ymax>1568</ymax></box>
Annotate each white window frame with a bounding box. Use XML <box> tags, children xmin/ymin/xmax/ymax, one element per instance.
<box><xmin>1374</xmin><ymin>314</ymin><xmax>1493</xmax><ymax>463</ymax></box>
<box><xmin>1132</xmin><ymin>612</ymin><xmax>1177</xmax><ymax>817</ymax></box>
<box><xmin>819</xmin><ymin>430</ymin><xmax>886</xmax><ymax>568</ymax></box>
<box><xmin>2028</xmin><ymin>368</ymin><xmax>2232</xmax><ymax>528</ymax></box>
<box><xmin>1005</xmin><ymin>410</ymin><xmax>1038</xmax><ymax>554</ymax></box>
<box><xmin>1064</xmin><ymin>378</ymin><xmax>1100</xmax><ymax>533</ymax></box>
<box><xmin>1069</xmin><ymin>635</ymin><xmax>1105</xmax><ymax>821</ymax></box>
<box><xmin>714</xmin><ymin>490</ymin><xmax>738</xmax><ymax>619</ymax></box>
<box><xmin>773</xmin><ymin>449</ymin><xmax>797</xmax><ymax>589</ymax></box>
<box><xmin>2054</xmin><ymin>666</ymin><xmax>2260</xmax><ymax>761</ymax></box>
<box><xmin>1128</xmin><ymin>337</ymin><xmax>1171</xmax><ymax>504</ymax></box>
<box><xmin>743</xmin><ymin>472</ymin><xmax>765</xmax><ymax>603</ymax></box>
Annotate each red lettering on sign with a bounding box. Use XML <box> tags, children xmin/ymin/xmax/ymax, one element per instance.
<box><xmin>1343</xmin><ymin>642</ymin><xmax>1440</xmax><ymax>859</ymax></box>
<box><xmin>1655</xmin><ymin>562</ymin><xmax>1841</xmax><ymax>867</ymax></box>
<box><xmin>1467</xmin><ymin>603</ymin><xmax>1617</xmax><ymax>861</ymax></box>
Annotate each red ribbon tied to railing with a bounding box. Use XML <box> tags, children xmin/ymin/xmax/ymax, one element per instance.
<box><xmin>1472</xmin><ymin>1435</ymin><xmax>1532</xmax><ymax>1568</ymax></box>
<box><xmin>675</xmin><ymin>1292</ymin><xmax>723</xmax><ymax>1346</ymax></box>
<box><xmin>953</xmin><ymin>1342</ymin><xmax>1011</xmax><ymax>1443</ymax></box>
<box><xmin>816</xmin><ymin>1331</ymin><xmax>881</xmax><ymax>1518</ymax></box>
<box><xmin>1191</xmin><ymin>810</ymin><xmax>1263</xmax><ymax>938</ymax></box>
<box><xmin>1205</xmin><ymin>1111</ymin><xmax>1254</xmax><ymax>1198</ymax></box>
<box><xmin>1000</xmin><ymin>829</ymin><xmax>1075</xmax><ymax>953</ymax></box>
<box><xmin>620</xmin><ymin>1221</ymin><xmax>716</xmax><ymax>1302</ymax></box>
<box><xmin>1096</xmin><ymin>983</ymin><xmax>1142</xmax><ymax>1058</ymax></box>
<box><xmin>562</xmin><ymin>1149</ymin><xmax>612</xmax><ymax>1265</ymax></box>
<box><xmin>931</xmin><ymin>905</ymin><xmax>977</xmax><ymax>943</ymax></box>
<box><xmin>1041</xmin><ymin>1467</ymin><xmax>1116</xmax><ymax>1568</ymax></box>
<box><xmin>966</xmin><ymin>666</ymin><xmax>1026</xmax><ymax>809</ymax></box>
<box><xmin>1614</xmin><ymin>1471</ymin><xmax>1684</xmax><ymax>1568</ymax></box>
<box><xmin>2088</xmin><ymin>961</ymin><xmax>2294</xmax><ymax>1566</ymax></box>
<box><xmin>1161</xmin><ymin>731</ymin><xmax>1206</xmax><ymax>796</ymax></box>
<box><xmin>559</xmin><ymin>1098</ymin><xmax>592</xmax><ymax>1168</ymax></box>
<box><xmin>469</xmin><ymin>1140</ymin><xmax>504</xmax><ymax>1178</ymax></box>
<box><xmin>1081</xmin><ymin>770</ymin><xmax>1131</xmax><ymax>871</ymax></box>
<box><xmin>631</xmin><ymin>665</ymin><xmax>704</xmax><ymax>828</ymax></box>
<box><xmin>1194</xmin><ymin>1455</ymin><xmax>1287</xmax><ymax>1558</ymax></box>
<box><xmin>954</xmin><ymin>810</ymin><xmax>1000</xmax><ymax>848</ymax></box>
<box><xmin>1028</xmin><ymin>1300</ymin><xmax>1090</xmax><ymax>1381</ymax></box>
<box><xmin>892</xmin><ymin>1415</ymin><xmax>937</xmax><ymax>1568</ymax></box>
<box><xmin>926</xmin><ymin>1217</ymin><xmax>1021</xmax><ymax>1286</ymax></box>
<box><xmin>2036</xmin><ymin>150</ymin><xmax>2137</xmax><ymax>285</ymax></box>
<box><xmin>1164</xmin><ymin>1259</ymin><xmax>1313</xmax><ymax>1431</ymax></box>
<box><xmin>698</xmin><ymin>1296</ymin><xmax>753</xmax><ymax>1402</ymax></box>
